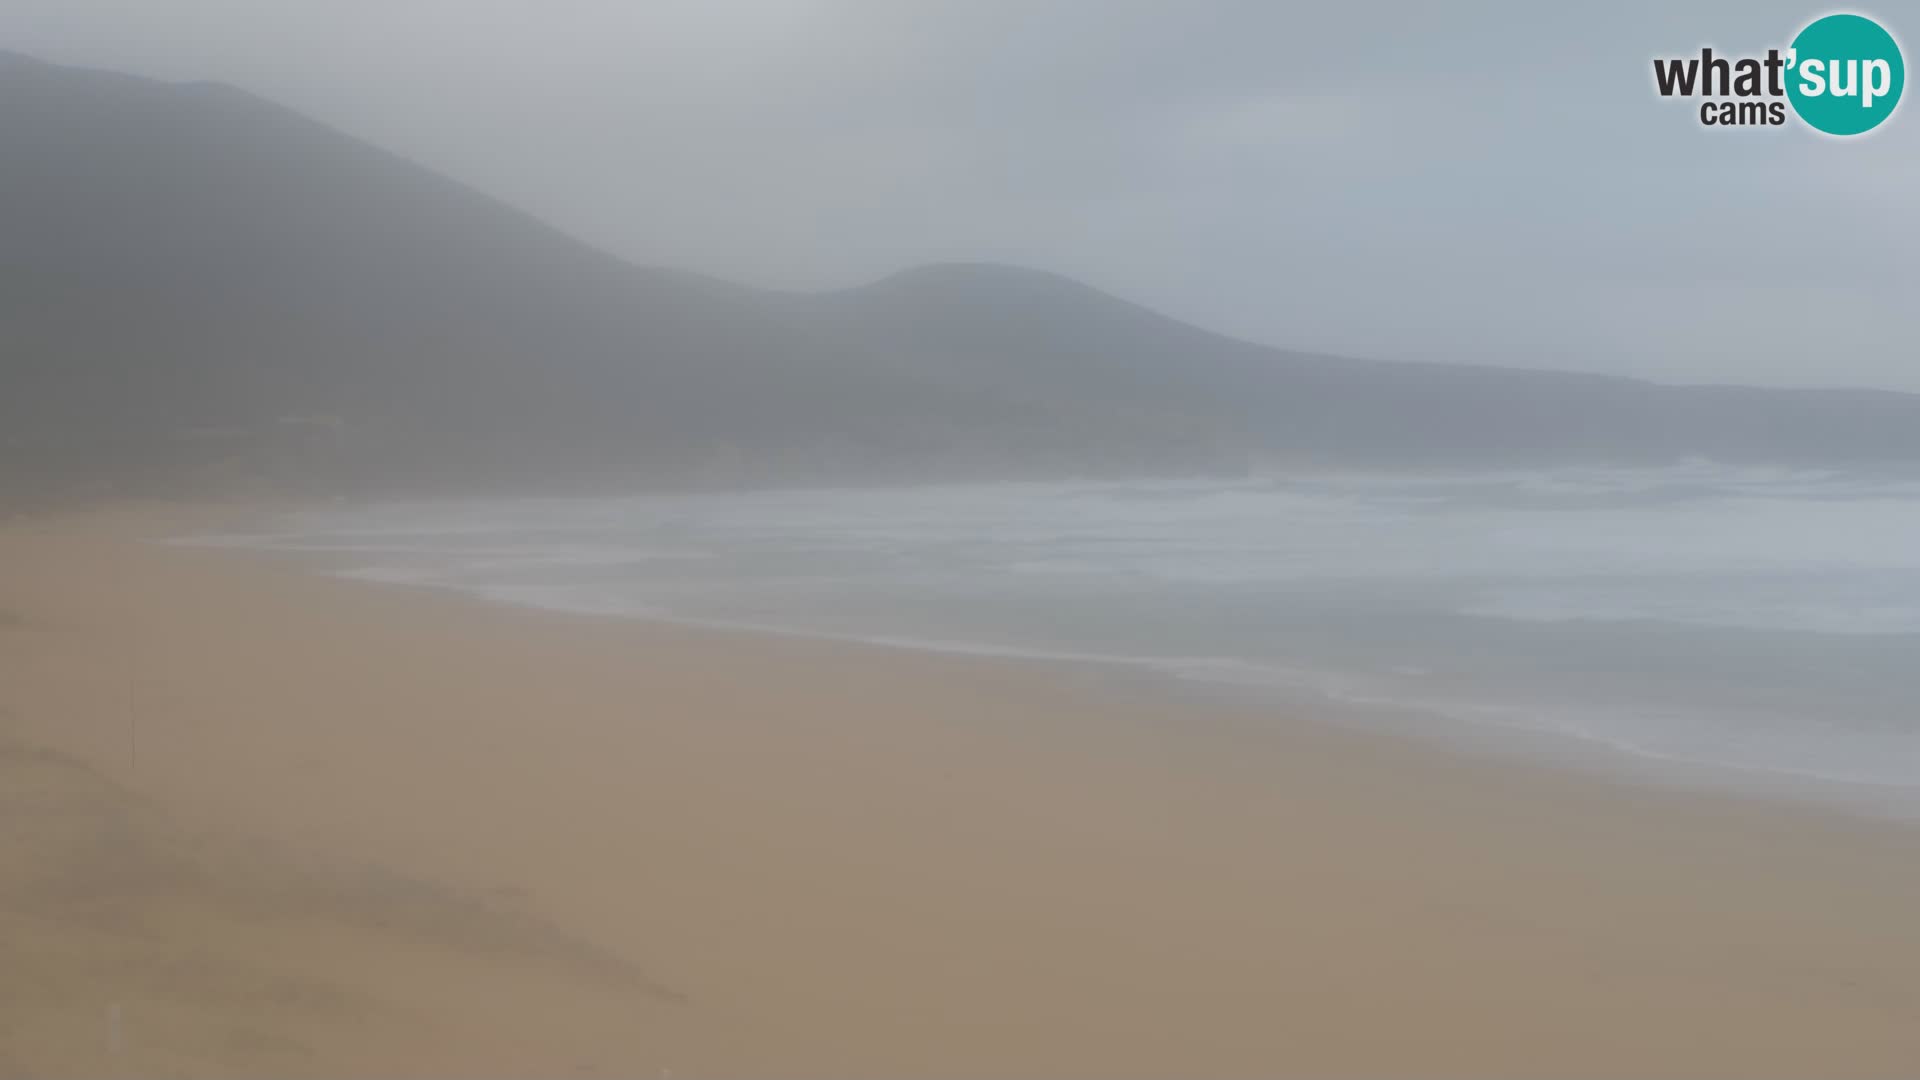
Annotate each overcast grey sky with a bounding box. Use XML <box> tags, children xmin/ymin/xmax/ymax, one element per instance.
<box><xmin>7</xmin><ymin>1</ymin><xmax>1917</xmax><ymax>389</ymax></box>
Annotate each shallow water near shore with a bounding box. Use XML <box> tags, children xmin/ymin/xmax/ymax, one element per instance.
<box><xmin>191</xmin><ymin>462</ymin><xmax>1920</xmax><ymax>817</ymax></box>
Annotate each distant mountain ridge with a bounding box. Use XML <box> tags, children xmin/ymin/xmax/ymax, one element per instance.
<box><xmin>5</xmin><ymin>50</ymin><xmax>1920</xmax><ymax>500</ymax></box>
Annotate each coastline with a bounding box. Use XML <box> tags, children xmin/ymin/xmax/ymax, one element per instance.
<box><xmin>5</xmin><ymin>504</ymin><xmax>1920</xmax><ymax>1077</ymax></box>
<box><xmin>207</xmin><ymin>510</ymin><xmax>1920</xmax><ymax>827</ymax></box>
<box><xmin>203</xmin><ymin>478</ymin><xmax>1920</xmax><ymax>822</ymax></box>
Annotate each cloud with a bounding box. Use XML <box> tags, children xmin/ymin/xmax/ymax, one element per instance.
<box><xmin>5</xmin><ymin>0</ymin><xmax>1917</xmax><ymax>388</ymax></box>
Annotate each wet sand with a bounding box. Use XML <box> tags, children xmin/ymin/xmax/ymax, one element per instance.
<box><xmin>4</xmin><ymin>505</ymin><xmax>1920</xmax><ymax>1077</ymax></box>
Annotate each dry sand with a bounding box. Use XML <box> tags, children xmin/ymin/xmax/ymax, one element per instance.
<box><xmin>3</xmin><ymin>505</ymin><xmax>1920</xmax><ymax>1078</ymax></box>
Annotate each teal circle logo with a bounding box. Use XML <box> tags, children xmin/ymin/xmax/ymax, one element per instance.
<box><xmin>1786</xmin><ymin>13</ymin><xmax>1904</xmax><ymax>135</ymax></box>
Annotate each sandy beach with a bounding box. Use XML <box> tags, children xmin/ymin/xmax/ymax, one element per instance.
<box><xmin>4</xmin><ymin>505</ymin><xmax>1920</xmax><ymax>1078</ymax></box>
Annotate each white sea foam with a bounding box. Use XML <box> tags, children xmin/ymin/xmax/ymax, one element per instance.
<box><xmin>190</xmin><ymin>465</ymin><xmax>1920</xmax><ymax>815</ymax></box>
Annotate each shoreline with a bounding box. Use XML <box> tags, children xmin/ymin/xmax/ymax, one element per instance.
<box><xmin>6</xmin><ymin>504</ymin><xmax>1920</xmax><ymax>1076</ymax></box>
<box><xmin>189</xmin><ymin>519</ymin><xmax>1920</xmax><ymax>828</ymax></box>
<box><xmin>371</xmin><ymin>581</ymin><xmax>1920</xmax><ymax>825</ymax></box>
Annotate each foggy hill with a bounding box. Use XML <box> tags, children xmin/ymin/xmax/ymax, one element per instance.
<box><xmin>6</xmin><ymin>50</ymin><xmax>1920</xmax><ymax>499</ymax></box>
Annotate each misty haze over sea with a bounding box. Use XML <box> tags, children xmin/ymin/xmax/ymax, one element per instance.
<box><xmin>199</xmin><ymin>461</ymin><xmax>1920</xmax><ymax>816</ymax></box>
<box><xmin>12</xmin><ymin>3</ymin><xmax>1920</xmax><ymax>1073</ymax></box>
<box><xmin>11</xmin><ymin>22</ymin><xmax>1920</xmax><ymax>820</ymax></box>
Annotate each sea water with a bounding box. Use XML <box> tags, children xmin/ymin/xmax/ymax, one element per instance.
<box><xmin>193</xmin><ymin>462</ymin><xmax>1920</xmax><ymax>816</ymax></box>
